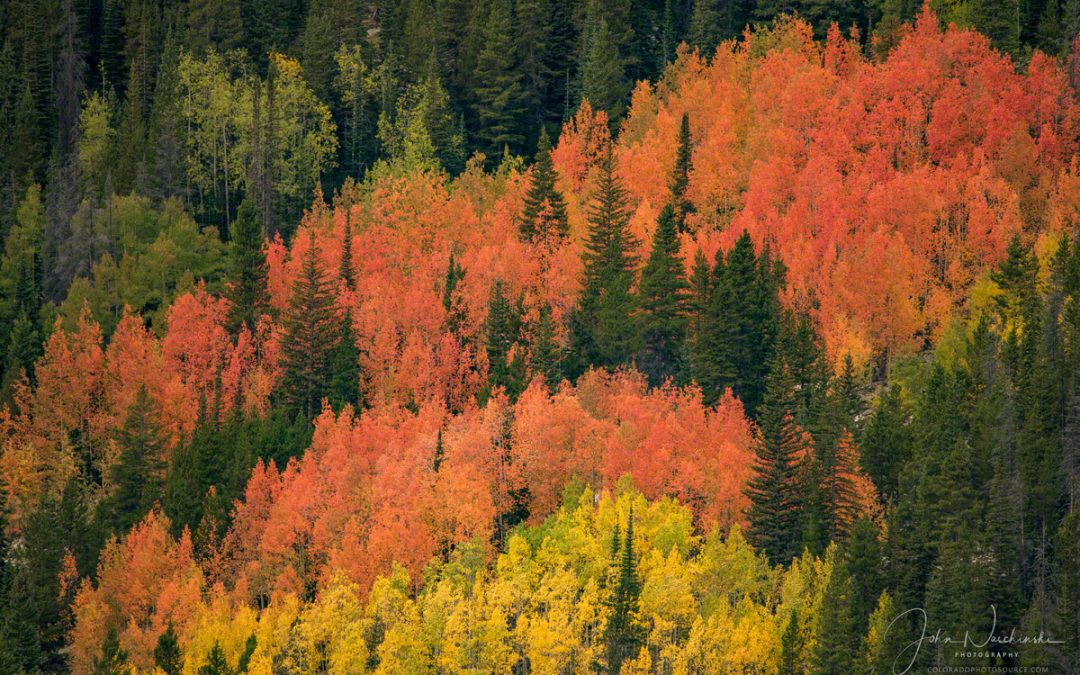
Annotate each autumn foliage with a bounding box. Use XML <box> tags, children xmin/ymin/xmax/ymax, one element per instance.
<box><xmin>0</xmin><ymin>9</ymin><xmax>1074</xmax><ymax>672</ymax></box>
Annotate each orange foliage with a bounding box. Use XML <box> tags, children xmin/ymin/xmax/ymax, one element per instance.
<box><xmin>69</xmin><ymin>511</ymin><xmax>203</xmax><ymax>673</ymax></box>
<box><xmin>214</xmin><ymin>370</ymin><xmax>755</xmax><ymax>606</ymax></box>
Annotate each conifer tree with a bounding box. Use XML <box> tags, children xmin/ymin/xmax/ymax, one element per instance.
<box><xmin>779</xmin><ymin>608</ymin><xmax>803</xmax><ymax>674</ymax></box>
<box><xmin>670</xmin><ymin>112</ymin><xmax>694</xmax><ymax>231</ymax></box>
<box><xmin>153</xmin><ymin>624</ymin><xmax>182</xmax><ymax>675</ymax></box>
<box><xmin>339</xmin><ymin>211</ymin><xmax>355</xmax><ymax>291</ymax></box>
<box><xmin>568</xmin><ymin>144</ymin><xmax>639</xmax><ymax>375</ymax></box>
<box><xmin>693</xmin><ymin>231</ymin><xmax>782</xmax><ymax>413</ymax></box>
<box><xmin>442</xmin><ymin>250</ymin><xmax>467</xmax><ymax>339</ymax></box>
<box><xmin>328</xmin><ymin>308</ymin><xmax>362</xmax><ymax>411</ymax></box>
<box><xmin>520</xmin><ymin>127</ymin><xmax>569</xmax><ymax>241</ymax></box>
<box><xmin>636</xmin><ymin>204</ymin><xmax>687</xmax><ymax>387</ymax></box>
<box><xmin>579</xmin><ymin>1</ymin><xmax>629</xmax><ymax>125</ymax></box>
<box><xmin>93</xmin><ymin>625</ymin><xmax>130</xmax><ymax>674</ymax></box>
<box><xmin>471</xmin><ymin>0</ymin><xmax>529</xmax><ymax>159</ymax></box>
<box><xmin>225</xmin><ymin>200</ymin><xmax>270</xmax><ymax>335</ymax></box>
<box><xmin>198</xmin><ymin>641</ymin><xmax>233</xmax><ymax>675</ymax></box>
<box><xmin>746</xmin><ymin>358</ymin><xmax>808</xmax><ymax>564</ymax></box>
<box><xmin>604</xmin><ymin>510</ymin><xmax>645</xmax><ymax>673</ymax></box>
<box><xmin>813</xmin><ymin>549</ymin><xmax>858</xmax><ymax>675</ymax></box>
<box><xmin>484</xmin><ymin>280</ymin><xmax>527</xmax><ymax>400</ymax></box>
<box><xmin>530</xmin><ymin>301</ymin><xmax>563</xmax><ymax>390</ymax></box>
<box><xmin>280</xmin><ymin>231</ymin><xmax>338</xmax><ymax>419</ymax></box>
<box><xmin>101</xmin><ymin>385</ymin><xmax>167</xmax><ymax>535</ymax></box>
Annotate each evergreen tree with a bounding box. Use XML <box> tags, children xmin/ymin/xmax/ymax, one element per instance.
<box><xmin>530</xmin><ymin>301</ymin><xmax>563</xmax><ymax>390</ymax></box>
<box><xmin>636</xmin><ymin>204</ymin><xmax>687</xmax><ymax>387</ymax></box>
<box><xmin>670</xmin><ymin>112</ymin><xmax>694</xmax><ymax>232</ymax></box>
<box><xmin>101</xmin><ymin>385</ymin><xmax>167</xmax><ymax>535</ymax></box>
<box><xmin>442</xmin><ymin>249</ymin><xmax>468</xmax><ymax>339</ymax></box>
<box><xmin>198</xmin><ymin>641</ymin><xmax>234</xmax><ymax>675</ymax></box>
<box><xmin>471</xmin><ymin>0</ymin><xmax>530</xmax><ymax>159</ymax></box>
<box><xmin>568</xmin><ymin>144</ymin><xmax>639</xmax><ymax>375</ymax></box>
<box><xmin>520</xmin><ymin>127</ymin><xmax>569</xmax><ymax>241</ymax></box>
<box><xmin>813</xmin><ymin>548</ymin><xmax>858</xmax><ymax>675</ymax></box>
<box><xmin>693</xmin><ymin>231</ymin><xmax>782</xmax><ymax>413</ymax></box>
<box><xmin>328</xmin><ymin>308</ymin><xmax>362</xmax><ymax>411</ymax></box>
<box><xmin>280</xmin><ymin>231</ymin><xmax>339</xmax><ymax>419</ymax></box>
<box><xmin>154</xmin><ymin>624</ymin><xmax>183</xmax><ymax>675</ymax></box>
<box><xmin>225</xmin><ymin>200</ymin><xmax>270</xmax><ymax>335</ymax></box>
<box><xmin>779</xmin><ymin>608</ymin><xmax>803</xmax><ymax>674</ymax></box>
<box><xmin>340</xmin><ymin>209</ymin><xmax>356</xmax><ymax>291</ymax></box>
<box><xmin>971</xmin><ymin>0</ymin><xmax>1022</xmax><ymax>56</ymax></box>
<box><xmin>604</xmin><ymin>510</ymin><xmax>645</xmax><ymax>672</ymax></box>
<box><xmin>579</xmin><ymin>1</ymin><xmax>629</xmax><ymax>126</ymax></box>
<box><xmin>484</xmin><ymin>279</ymin><xmax>528</xmax><ymax>401</ymax></box>
<box><xmin>94</xmin><ymin>626</ymin><xmax>130</xmax><ymax>674</ymax></box>
<box><xmin>746</xmin><ymin>358</ymin><xmax>807</xmax><ymax>564</ymax></box>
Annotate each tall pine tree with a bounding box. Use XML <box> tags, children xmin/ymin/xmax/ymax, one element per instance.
<box><xmin>280</xmin><ymin>231</ymin><xmax>339</xmax><ymax>419</ymax></box>
<box><xmin>520</xmin><ymin>126</ymin><xmax>569</xmax><ymax>242</ymax></box>
<box><xmin>635</xmin><ymin>204</ymin><xmax>687</xmax><ymax>387</ymax></box>
<box><xmin>225</xmin><ymin>200</ymin><xmax>270</xmax><ymax>335</ymax></box>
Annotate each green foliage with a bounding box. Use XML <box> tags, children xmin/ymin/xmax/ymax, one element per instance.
<box><xmin>154</xmin><ymin>624</ymin><xmax>183</xmax><ymax>675</ymax></box>
<box><xmin>636</xmin><ymin>204</ymin><xmax>687</xmax><ymax>387</ymax></box>
<box><xmin>471</xmin><ymin>0</ymin><xmax>530</xmax><ymax>159</ymax></box>
<box><xmin>579</xmin><ymin>0</ymin><xmax>629</xmax><ymax>126</ymax></box>
<box><xmin>691</xmin><ymin>231</ymin><xmax>783</xmax><ymax>413</ymax></box>
<box><xmin>99</xmin><ymin>386</ymin><xmax>167</xmax><ymax>536</ymax></box>
<box><xmin>520</xmin><ymin>127</ymin><xmax>569</xmax><ymax>241</ymax></box>
<box><xmin>225</xmin><ymin>200</ymin><xmax>271</xmax><ymax>335</ymax></box>
<box><xmin>483</xmin><ymin>280</ymin><xmax>528</xmax><ymax>402</ymax></box>
<box><xmin>281</xmin><ymin>232</ymin><xmax>339</xmax><ymax>419</ymax></box>
<box><xmin>569</xmin><ymin>145</ymin><xmax>639</xmax><ymax>375</ymax></box>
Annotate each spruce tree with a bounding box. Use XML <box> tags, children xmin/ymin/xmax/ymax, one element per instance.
<box><xmin>636</xmin><ymin>204</ymin><xmax>687</xmax><ymax>387</ymax></box>
<box><xmin>339</xmin><ymin>211</ymin><xmax>355</xmax><ymax>291</ymax></box>
<box><xmin>670</xmin><ymin>112</ymin><xmax>694</xmax><ymax>231</ymax></box>
<box><xmin>327</xmin><ymin>308</ymin><xmax>362</xmax><ymax>411</ymax></box>
<box><xmin>93</xmin><ymin>626</ymin><xmax>130</xmax><ymax>674</ymax></box>
<box><xmin>198</xmin><ymin>641</ymin><xmax>233</xmax><ymax>675</ymax></box>
<box><xmin>280</xmin><ymin>231</ymin><xmax>338</xmax><ymax>419</ymax></box>
<box><xmin>530</xmin><ymin>301</ymin><xmax>563</xmax><ymax>390</ymax></box>
<box><xmin>471</xmin><ymin>0</ymin><xmax>530</xmax><ymax>159</ymax></box>
<box><xmin>520</xmin><ymin>127</ymin><xmax>569</xmax><ymax>241</ymax></box>
<box><xmin>579</xmin><ymin>1</ymin><xmax>629</xmax><ymax>125</ymax></box>
<box><xmin>693</xmin><ymin>231</ymin><xmax>782</xmax><ymax>413</ymax></box>
<box><xmin>971</xmin><ymin>0</ymin><xmax>1022</xmax><ymax>56</ymax></box>
<box><xmin>568</xmin><ymin>144</ymin><xmax>639</xmax><ymax>375</ymax></box>
<box><xmin>484</xmin><ymin>280</ymin><xmax>528</xmax><ymax>401</ymax></box>
<box><xmin>604</xmin><ymin>510</ymin><xmax>645</xmax><ymax>673</ymax></box>
<box><xmin>154</xmin><ymin>624</ymin><xmax>182</xmax><ymax>675</ymax></box>
<box><xmin>812</xmin><ymin>549</ymin><xmax>858</xmax><ymax>675</ymax></box>
<box><xmin>746</xmin><ymin>358</ymin><xmax>807</xmax><ymax>565</ymax></box>
<box><xmin>225</xmin><ymin>200</ymin><xmax>270</xmax><ymax>335</ymax></box>
<box><xmin>779</xmin><ymin>608</ymin><xmax>803</xmax><ymax>674</ymax></box>
<box><xmin>101</xmin><ymin>385</ymin><xmax>167</xmax><ymax>536</ymax></box>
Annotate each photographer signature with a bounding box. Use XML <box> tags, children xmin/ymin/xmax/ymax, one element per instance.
<box><xmin>883</xmin><ymin>605</ymin><xmax>1064</xmax><ymax>675</ymax></box>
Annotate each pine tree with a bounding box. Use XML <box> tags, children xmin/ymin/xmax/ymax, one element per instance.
<box><xmin>225</xmin><ymin>200</ymin><xmax>270</xmax><ymax>335</ymax></box>
<box><xmin>779</xmin><ymin>608</ymin><xmax>803</xmax><ymax>674</ymax></box>
<box><xmin>604</xmin><ymin>510</ymin><xmax>645</xmax><ymax>673</ymax></box>
<box><xmin>280</xmin><ymin>231</ymin><xmax>339</xmax><ymax>419</ymax></box>
<box><xmin>93</xmin><ymin>626</ymin><xmax>130</xmax><ymax>674</ymax></box>
<box><xmin>579</xmin><ymin>1</ymin><xmax>629</xmax><ymax>126</ymax></box>
<box><xmin>520</xmin><ymin>127</ymin><xmax>569</xmax><ymax>241</ymax></box>
<box><xmin>154</xmin><ymin>624</ymin><xmax>182</xmax><ymax>675</ymax></box>
<box><xmin>813</xmin><ymin>548</ymin><xmax>858</xmax><ymax>675</ymax></box>
<box><xmin>198</xmin><ymin>641</ymin><xmax>233</xmax><ymax>675</ymax></box>
<box><xmin>340</xmin><ymin>210</ymin><xmax>356</xmax><ymax>291</ymax></box>
<box><xmin>442</xmin><ymin>250</ymin><xmax>467</xmax><ymax>339</ymax></box>
<box><xmin>484</xmin><ymin>280</ymin><xmax>528</xmax><ymax>401</ymax></box>
<box><xmin>636</xmin><ymin>204</ymin><xmax>687</xmax><ymax>387</ymax></box>
<box><xmin>693</xmin><ymin>231</ymin><xmax>782</xmax><ymax>413</ymax></box>
<box><xmin>471</xmin><ymin>0</ymin><xmax>530</xmax><ymax>159</ymax></box>
<box><xmin>101</xmin><ymin>385</ymin><xmax>167</xmax><ymax>536</ymax></box>
<box><xmin>328</xmin><ymin>308</ymin><xmax>362</xmax><ymax>411</ymax></box>
<box><xmin>670</xmin><ymin>112</ymin><xmax>694</xmax><ymax>232</ymax></box>
<box><xmin>568</xmin><ymin>144</ymin><xmax>639</xmax><ymax>375</ymax></box>
<box><xmin>746</xmin><ymin>358</ymin><xmax>808</xmax><ymax>564</ymax></box>
<box><xmin>971</xmin><ymin>0</ymin><xmax>1022</xmax><ymax>56</ymax></box>
<box><xmin>530</xmin><ymin>301</ymin><xmax>563</xmax><ymax>390</ymax></box>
